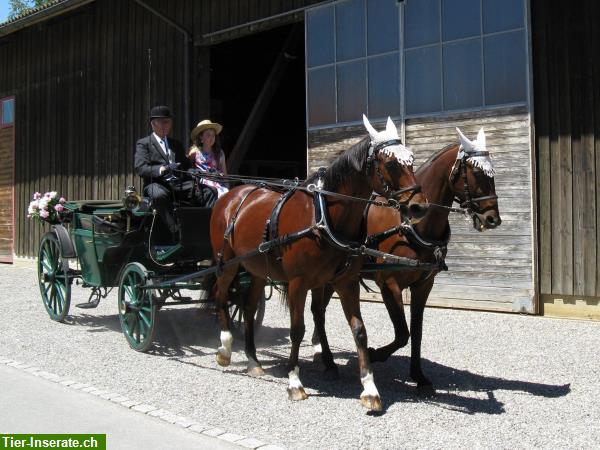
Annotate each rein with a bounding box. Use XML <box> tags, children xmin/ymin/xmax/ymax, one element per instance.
<box><xmin>181</xmin><ymin>165</ymin><xmax>413</xmax><ymax>213</ymax></box>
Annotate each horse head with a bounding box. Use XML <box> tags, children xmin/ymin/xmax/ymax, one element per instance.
<box><xmin>363</xmin><ymin>115</ymin><xmax>428</xmax><ymax>221</ymax></box>
<box><xmin>452</xmin><ymin>127</ymin><xmax>502</xmax><ymax>231</ymax></box>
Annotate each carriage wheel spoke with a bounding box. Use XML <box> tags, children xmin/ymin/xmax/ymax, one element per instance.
<box><xmin>124</xmin><ymin>285</ymin><xmax>134</xmax><ymax>303</ymax></box>
<box><xmin>138</xmin><ymin>314</ymin><xmax>147</xmax><ymax>337</ymax></box>
<box><xmin>45</xmin><ymin>241</ymin><xmax>55</xmax><ymax>265</ymax></box>
<box><xmin>138</xmin><ymin>310</ymin><xmax>151</xmax><ymax>329</ymax></box>
<box><xmin>128</xmin><ymin>274</ymin><xmax>137</xmax><ymax>298</ymax></box>
<box><xmin>41</xmin><ymin>257</ymin><xmax>52</xmax><ymax>273</ymax></box>
<box><xmin>55</xmin><ymin>284</ymin><xmax>65</xmax><ymax>312</ymax></box>
<box><xmin>50</xmin><ymin>286</ymin><xmax>57</xmax><ymax>313</ymax></box>
<box><xmin>133</xmin><ymin>317</ymin><xmax>140</xmax><ymax>343</ymax></box>
<box><xmin>125</xmin><ymin>313</ymin><xmax>136</xmax><ymax>336</ymax></box>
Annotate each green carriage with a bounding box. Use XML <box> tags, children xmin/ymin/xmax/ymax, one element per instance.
<box><xmin>36</xmin><ymin>191</ymin><xmax>264</xmax><ymax>352</ymax></box>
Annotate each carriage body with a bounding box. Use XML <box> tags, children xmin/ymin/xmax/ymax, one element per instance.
<box><xmin>64</xmin><ymin>200</ymin><xmax>213</xmax><ymax>287</ymax></box>
<box><xmin>36</xmin><ymin>196</ymin><xmax>262</xmax><ymax>352</ymax></box>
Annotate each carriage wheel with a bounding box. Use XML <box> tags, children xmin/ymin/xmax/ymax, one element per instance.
<box><xmin>38</xmin><ymin>232</ymin><xmax>71</xmax><ymax>322</ymax></box>
<box><xmin>229</xmin><ymin>290</ymin><xmax>266</xmax><ymax>332</ymax></box>
<box><xmin>118</xmin><ymin>262</ymin><xmax>158</xmax><ymax>352</ymax></box>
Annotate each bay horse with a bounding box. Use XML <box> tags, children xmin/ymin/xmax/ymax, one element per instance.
<box><xmin>310</xmin><ymin>127</ymin><xmax>501</xmax><ymax>393</ymax></box>
<box><xmin>209</xmin><ymin>116</ymin><xmax>427</xmax><ymax>411</ymax></box>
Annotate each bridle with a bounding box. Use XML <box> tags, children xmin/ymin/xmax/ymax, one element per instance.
<box><xmin>366</xmin><ymin>139</ymin><xmax>422</xmax><ymax>208</ymax></box>
<box><xmin>449</xmin><ymin>147</ymin><xmax>498</xmax><ymax>222</ymax></box>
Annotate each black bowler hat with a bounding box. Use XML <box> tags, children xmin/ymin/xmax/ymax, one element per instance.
<box><xmin>149</xmin><ymin>105</ymin><xmax>172</xmax><ymax>120</ymax></box>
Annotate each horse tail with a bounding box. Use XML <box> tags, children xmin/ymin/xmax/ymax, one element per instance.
<box><xmin>271</xmin><ymin>282</ymin><xmax>289</xmax><ymax>311</ymax></box>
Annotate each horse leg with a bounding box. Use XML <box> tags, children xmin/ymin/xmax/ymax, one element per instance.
<box><xmin>369</xmin><ymin>277</ymin><xmax>410</xmax><ymax>363</ymax></box>
<box><xmin>244</xmin><ymin>276</ymin><xmax>267</xmax><ymax>377</ymax></box>
<box><xmin>286</xmin><ymin>279</ymin><xmax>309</xmax><ymax>401</ymax></box>
<box><xmin>409</xmin><ymin>281</ymin><xmax>435</xmax><ymax>396</ymax></box>
<box><xmin>310</xmin><ymin>284</ymin><xmax>339</xmax><ymax>380</ymax></box>
<box><xmin>334</xmin><ymin>280</ymin><xmax>382</xmax><ymax>412</ymax></box>
<box><xmin>214</xmin><ymin>260</ymin><xmax>238</xmax><ymax>367</ymax></box>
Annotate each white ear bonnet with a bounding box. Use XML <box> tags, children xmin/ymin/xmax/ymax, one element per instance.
<box><xmin>363</xmin><ymin>115</ymin><xmax>414</xmax><ymax>166</ymax></box>
<box><xmin>456</xmin><ymin>127</ymin><xmax>495</xmax><ymax>177</ymax></box>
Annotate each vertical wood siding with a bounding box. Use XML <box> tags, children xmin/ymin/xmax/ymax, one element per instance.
<box><xmin>406</xmin><ymin>107</ymin><xmax>534</xmax><ymax>312</ymax></box>
<box><xmin>533</xmin><ymin>0</ymin><xmax>600</xmax><ymax>298</ymax></box>
<box><xmin>0</xmin><ymin>0</ymin><xmax>188</xmax><ymax>257</ymax></box>
<box><xmin>0</xmin><ymin>0</ymin><xmax>325</xmax><ymax>258</ymax></box>
<box><xmin>0</xmin><ymin>126</ymin><xmax>14</xmax><ymax>262</ymax></box>
<box><xmin>307</xmin><ymin>106</ymin><xmax>535</xmax><ymax>313</ymax></box>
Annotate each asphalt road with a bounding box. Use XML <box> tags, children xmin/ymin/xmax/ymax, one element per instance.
<box><xmin>1</xmin><ymin>263</ymin><xmax>599</xmax><ymax>449</ymax></box>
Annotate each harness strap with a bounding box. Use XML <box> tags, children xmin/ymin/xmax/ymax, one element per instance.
<box><xmin>401</xmin><ymin>223</ymin><xmax>450</xmax><ymax>250</ymax></box>
<box><xmin>364</xmin><ymin>225</ymin><xmax>403</xmax><ymax>248</ymax></box>
<box><xmin>359</xmin><ymin>246</ymin><xmax>442</xmax><ymax>271</ymax></box>
<box><xmin>262</xmin><ymin>188</ymin><xmax>296</xmax><ymax>263</ymax></box>
<box><xmin>217</xmin><ymin>185</ymin><xmax>264</xmax><ymax>274</ymax></box>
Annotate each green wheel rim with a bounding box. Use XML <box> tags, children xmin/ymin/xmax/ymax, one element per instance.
<box><xmin>38</xmin><ymin>232</ymin><xmax>71</xmax><ymax>322</ymax></box>
<box><xmin>118</xmin><ymin>263</ymin><xmax>157</xmax><ymax>352</ymax></box>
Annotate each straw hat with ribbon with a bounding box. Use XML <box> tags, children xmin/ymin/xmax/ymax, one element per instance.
<box><xmin>191</xmin><ymin>119</ymin><xmax>223</xmax><ymax>142</ymax></box>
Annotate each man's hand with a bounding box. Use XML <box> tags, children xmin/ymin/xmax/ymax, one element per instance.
<box><xmin>160</xmin><ymin>162</ymin><xmax>181</xmax><ymax>175</ymax></box>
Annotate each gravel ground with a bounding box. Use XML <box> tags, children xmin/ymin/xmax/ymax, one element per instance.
<box><xmin>1</xmin><ymin>263</ymin><xmax>599</xmax><ymax>449</ymax></box>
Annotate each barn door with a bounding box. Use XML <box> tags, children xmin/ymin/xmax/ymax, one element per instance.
<box><xmin>0</xmin><ymin>97</ymin><xmax>15</xmax><ymax>263</ymax></box>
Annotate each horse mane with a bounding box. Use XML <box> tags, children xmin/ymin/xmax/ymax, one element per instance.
<box><xmin>305</xmin><ymin>136</ymin><xmax>371</xmax><ymax>191</ymax></box>
<box><xmin>415</xmin><ymin>143</ymin><xmax>458</xmax><ymax>176</ymax></box>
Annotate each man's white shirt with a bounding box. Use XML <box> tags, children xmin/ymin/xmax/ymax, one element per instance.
<box><xmin>153</xmin><ymin>132</ymin><xmax>172</xmax><ymax>162</ymax></box>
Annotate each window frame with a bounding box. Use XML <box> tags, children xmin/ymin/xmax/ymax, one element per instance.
<box><xmin>402</xmin><ymin>0</ymin><xmax>530</xmax><ymax>118</ymax></box>
<box><xmin>305</xmin><ymin>0</ymin><xmax>531</xmax><ymax>128</ymax></box>
<box><xmin>305</xmin><ymin>0</ymin><xmax>403</xmax><ymax>130</ymax></box>
<box><xmin>1</xmin><ymin>96</ymin><xmax>15</xmax><ymax>129</ymax></box>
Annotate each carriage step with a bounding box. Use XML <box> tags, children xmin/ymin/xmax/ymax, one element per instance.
<box><xmin>154</xmin><ymin>244</ymin><xmax>183</xmax><ymax>262</ymax></box>
<box><xmin>76</xmin><ymin>299</ymin><xmax>100</xmax><ymax>309</ymax></box>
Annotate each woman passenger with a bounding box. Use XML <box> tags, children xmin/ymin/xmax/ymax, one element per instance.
<box><xmin>188</xmin><ymin>119</ymin><xmax>229</xmax><ymax>197</ymax></box>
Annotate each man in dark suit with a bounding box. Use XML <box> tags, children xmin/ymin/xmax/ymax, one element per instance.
<box><xmin>134</xmin><ymin>105</ymin><xmax>217</xmax><ymax>241</ymax></box>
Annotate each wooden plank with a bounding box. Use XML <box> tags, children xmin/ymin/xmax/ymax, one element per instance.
<box><xmin>572</xmin><ymin>1</ymin><xmax>597</xmax><ymax>297</ymax></box>
<box><xmin>542</xmin><ymin>294</ymin><xmax>600</xmax><ymax>321</ymax></box>
<box><xmin>309</xmin><ymin>106</ymin><xmax>534</xmax><ymax>312</ymax></box>
<box><xmin>0</xmin><ymin>127</ymin><xmax>13</xmax><ymax>262</ymax></box>
<box><xmin>595</xmin><ymin>0</ymin><xmax>600</xmax><ymax>297</ymax></box>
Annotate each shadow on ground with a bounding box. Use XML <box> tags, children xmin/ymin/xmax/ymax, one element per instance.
<box><xmin>63</xmin><ymin>306</ymin><xmax>571</xmax><ymax>415</ymax></box>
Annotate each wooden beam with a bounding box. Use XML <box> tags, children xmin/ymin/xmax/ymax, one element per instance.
<box><xmin>227</xmin><ymin>25</ymin><xmax>301</xmax><ymax>174</ymax></box>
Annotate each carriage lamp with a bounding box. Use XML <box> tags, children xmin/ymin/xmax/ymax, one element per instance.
<box><xmin>123</xmin><ymin>185</ymin><xmax>142</xmax><ymax>211</ymax></box>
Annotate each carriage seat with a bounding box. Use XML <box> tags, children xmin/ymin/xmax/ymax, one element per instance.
<box><xmin>70</xmin><ymin>200</ymin><xmax>125</xmax><ymax>215</ymax></box>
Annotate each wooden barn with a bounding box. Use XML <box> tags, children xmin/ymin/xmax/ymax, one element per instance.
<box><xmin>0</xmin><ymin>0</ymin><xmax>598</xmax><ymax>320</ymax></box>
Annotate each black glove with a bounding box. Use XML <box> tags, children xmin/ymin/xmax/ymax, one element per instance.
<box><xmin>163</xmin><ymin>162</ymin><xmax>180</xmax><ymax>175</ymax></box>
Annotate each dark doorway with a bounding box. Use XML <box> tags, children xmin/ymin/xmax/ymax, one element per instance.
<box><xmin>210</xmin><ymin>23</ymin><xmax>307</xmax><ymax>179</ymax></box>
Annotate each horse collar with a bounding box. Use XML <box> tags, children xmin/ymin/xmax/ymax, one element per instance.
<box><xmin>402</xmin><ymin>223</ymin><xmax>450</xmax><ymax>250</ymax></box>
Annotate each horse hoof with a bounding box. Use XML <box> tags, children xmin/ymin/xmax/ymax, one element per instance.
<box><xmin>287</xmin><ymin>387</ymin><xmax>308</xmax><ymax>401</ymax></box>
<box><xmin>216</xmin><ymin>351</ymin><xmax>231</xmax><ymax>367</ymax></box>
<box><xmin>323</xmin><ymin>366</ymin><xmax>340</xmax><ymax>381</ymax></box>
<box><xmin>360</xmin><ymin>394</ymin><xmax>382</xmax><ymax>412</ymax></box>
<box><xmin>247</xmin><ymin>366</ymin><xmax>265</xmax><ymax>377</ymax></box>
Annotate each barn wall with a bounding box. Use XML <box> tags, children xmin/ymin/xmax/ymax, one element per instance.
<box><xmin>532</xmin><ymin>0</ymin><xmax>600</xmax><ymax>317</ymax></box>
<box><xmin>0</xmin><ymin>123</ymin><xmax>14</xmax><ymax>262</ymax></box>
<box><xmin>406</xmin><ymin>106</ymin><xmax>534</xmax><ymax>312</ymax></box>
<box><xmin>0</xmin><ymin>0</ymin><xmax>327</xmax><ymax>258</ymax></box>
<box><xmin>307</xmin><ymin>106</ymin><xmax>535</xmax><ymax>313</ymax></box>
<box><xmin>0</xmin><ymin>0</ymin><xmax>188</xmax><ymax>257</ymax></box>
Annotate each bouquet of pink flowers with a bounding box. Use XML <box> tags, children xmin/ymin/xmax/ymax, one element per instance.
<box><xmin>27</xmin><ymin>191</ymin><xmax>67</xmax><ymax>224</ymax></box>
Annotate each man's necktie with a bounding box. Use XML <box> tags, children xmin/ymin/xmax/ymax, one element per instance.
<box><xmin>164</xmin><ymin>139</ymin><xmax>174</xmax><ymax>163</ymax></box>
<box><xmin>160</xmin><ymin>139</ymin><xmax>172</xmax><ymax>163</ymax></box>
